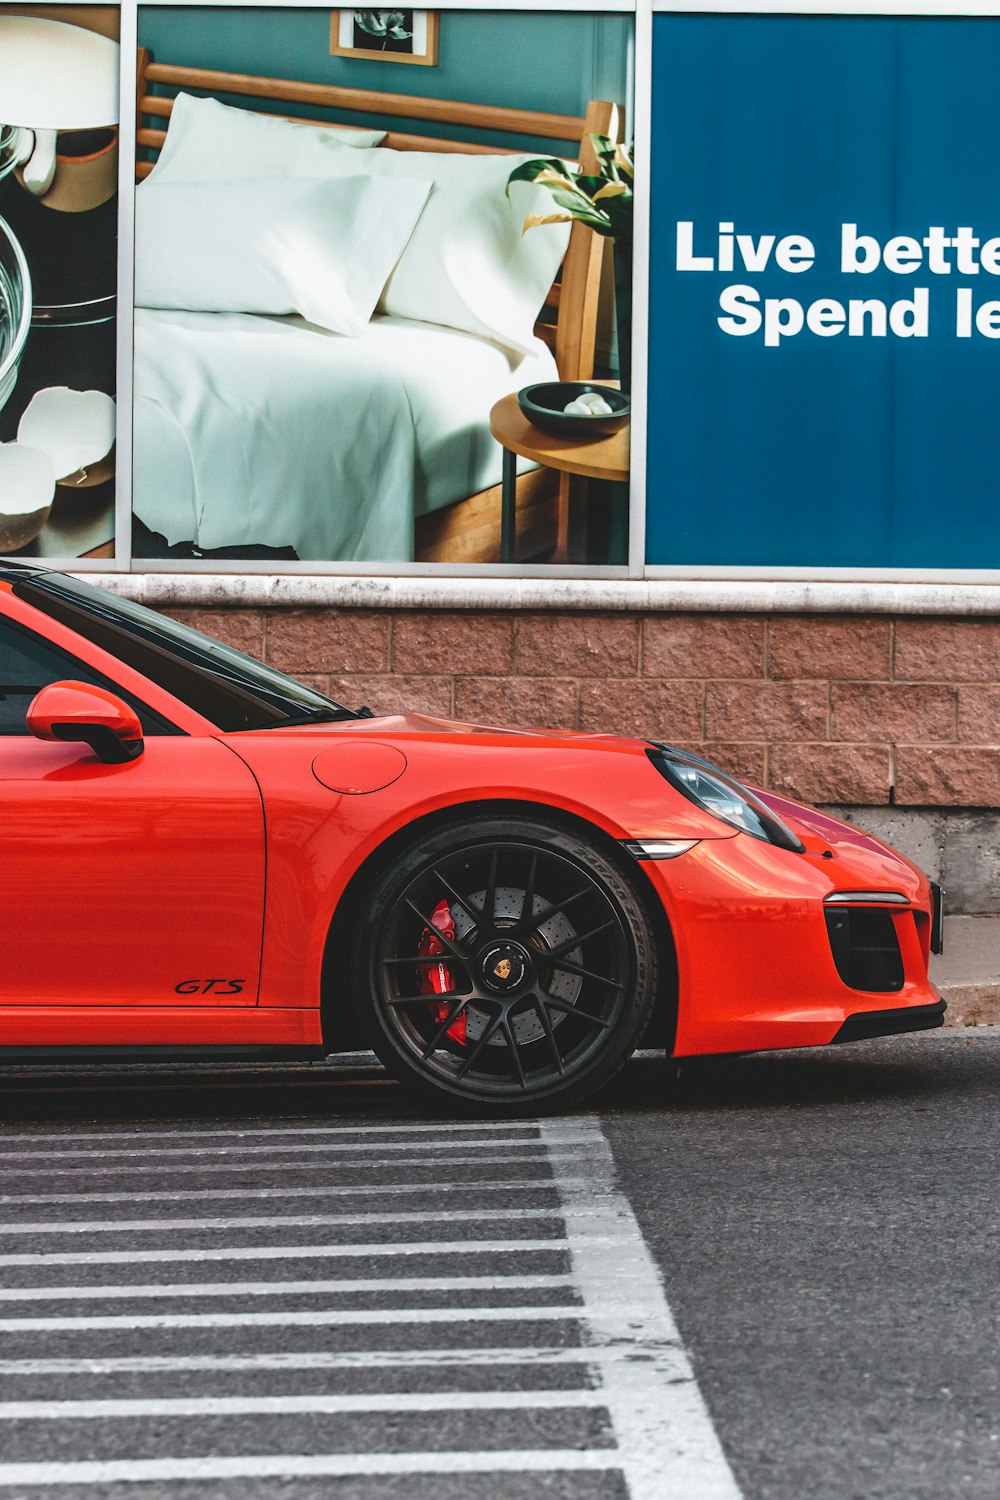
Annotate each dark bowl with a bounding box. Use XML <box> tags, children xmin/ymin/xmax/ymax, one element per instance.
<box><xmin>517</xmin><ymin>381</ymin><xmax>630</xmax><ymax>439</ymax></box>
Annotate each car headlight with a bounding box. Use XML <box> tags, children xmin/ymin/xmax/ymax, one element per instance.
<box><xmin>648</xmin><ymin>745</ymin><xmax>805</xmax><ymax>853</ymax></box>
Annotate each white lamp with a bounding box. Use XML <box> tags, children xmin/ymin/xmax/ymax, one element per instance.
<box><xmin>0</xmin><ymin>18</ymin><xmax>119</xmax><ymax>196</ymax></box>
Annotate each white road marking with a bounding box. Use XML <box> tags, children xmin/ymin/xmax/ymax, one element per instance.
<box><xmin>0</xmin><ymin>1207</ymin><xmax>560</xmax><ymax>1236</ymax></box>
<box><xmin>0</xmin><ymin>1346</ymin><xmax>640</xmax><ymax>1376</ymax></box>
<box><xmin>0</xmin><ymin>1391</ymin><xmax>606</xmax><ymax>1419</ymax></box>
<box><xmin>0</xmin><ymin>1274</ymin><xmax>576</xmax><ymax>1303</ymax></box>
<box><xmin>0</xmin><ymin>1236</ymin><xmax>587</xmax><ymax>1268</ymax></box>
<box><xmin>540</xmin><ymin>1117</ymin><xmax>742</xmax><ymax>1500</ymax></box>
<box><xmin>0</xmin><ymin>1132</ymin><xmax>594</xmax><ymax>1161</ymax></box>
<box><xmin>0</xmin><ymin>1148</ymin><xmax>584</xmax><ymax>1178</ymax></box>
<box><xmin>0</xmin><ymin>1451</ymin><xmax>620</xmax><ymax>1485</ymax></box>
<box><xmin>0</xmin><ymin>1113</ymin><xmax>742</xmax><ymax>1498</ymax></box>
<box><xmin>0</xmin><ymin>1121</ymin><xmax>554</xmax><ymax>1143</ymax></box>
<box><xmin>0</xmin><ymin>1176</ymin><xmax>570</xmax><ymax>1208</ymax></box>
<box><xmin>0</xmin><ymin>1306</ymin><xmax>587</xmax><ymax>1332</ymax></box>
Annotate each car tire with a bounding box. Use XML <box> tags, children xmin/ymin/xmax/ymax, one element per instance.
<box><xmin>352</xmin><ymin>814</ymin><xmax>661</xmax><ymax>1115</ymax></box>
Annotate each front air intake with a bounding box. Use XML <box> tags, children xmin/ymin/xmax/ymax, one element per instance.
<box><xmin>825</xmin><ymin>905</ymin><xmax>905</xmax><ymax>993</ymax></box>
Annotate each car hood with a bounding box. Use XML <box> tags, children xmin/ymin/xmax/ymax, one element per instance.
<box><xmin>754</xmin><ymin>787</ymin><xmax>930</xmax><ymax>900</ymax></box>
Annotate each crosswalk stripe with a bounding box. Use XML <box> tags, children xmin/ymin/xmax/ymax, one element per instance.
<box><xmin>0</xmin><ymin>1347</ymin><xmax>618</xmax><ymax>1375</ymax></box>
<box><xmin>0</xmin><ymin>1391</ymin><xmax>606</xmax><ymax>1418</ymax></box>
<box><xmin>0</xmin><ymin>1133</ymin><xmax>597</xmax><ymax>1162</ymax></box>
<box><xmin>0</xmin><ymin>1148</ymin><xmax>581</xmax><ymax>1178</ymax></box>
<box><xmin>0</xmin><ymin>1236</ymin><xmax>593</xmax><ymax>1268</ymax></box>
<box><xmin>0</xmin><ymin>1121</ymin><xmax>557</xmax><ymax>1144</ymax></box>
<box><xmin>0</xmin><ymin>1305</ymin><xmax>586</xmax><ymax>1332</ymax></box>
<box><xmin>0</xmin><ymin>1176</ymin><xmax>569</xmax><ymax>1208</ymax></box>
<box><xmin>0</xmin><ymin>1207</ymin><xmax>562</xmax><ymax>1236</ymax></box>
<box><xmin>0</xmin><ymin>1274</ymin><xmax>577</xmax><ymax>1303</ymax></box>
<box><xmin>0</xmin><ymin>1451</ymin><xmax>622</xmax><ymax>1484</ymax></box>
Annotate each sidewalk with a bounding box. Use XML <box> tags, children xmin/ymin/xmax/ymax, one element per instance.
<box><xmin>932</xmin><ymin>917</ymin><xmax>1000</xmax><ymax>1025</ymax></box>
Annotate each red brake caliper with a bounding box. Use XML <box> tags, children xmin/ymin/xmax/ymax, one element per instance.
<box><xmin>418</xmin><ymin>899</ymin><xmax>466</xmax><ymax>1044</ymax></box>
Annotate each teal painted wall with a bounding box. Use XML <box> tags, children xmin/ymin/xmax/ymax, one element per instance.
<box><xmin>137</xmin><ymin>7</ymin><xmax>632</xmax><ymax>152</ymax></box>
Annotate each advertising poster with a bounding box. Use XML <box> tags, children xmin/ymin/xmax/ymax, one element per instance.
<box><xmin>647</xmin><ymin>13</ymin><xmax>1000</xmax><ymax>572</ymax></box>
<box><xmin>130</xmin><ymin>6</ymin><xmax>633</xmax><ymax>567</ymax></box>
<box><xmin>0</xmin><ymin>6</ymin><xmax>119</xmax><ymax>560</ymax></box>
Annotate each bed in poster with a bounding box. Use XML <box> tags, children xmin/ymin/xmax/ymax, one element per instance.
<box><xmin>131</xmin><ymin>8</ymin><xmax>631</xmax><ymax>567</ymax></box>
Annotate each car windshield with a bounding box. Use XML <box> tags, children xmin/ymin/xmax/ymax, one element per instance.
<box><xmin>12</xmin><ymin>571</ymin><xmax>357</xmax><ymax>732</ymax></box>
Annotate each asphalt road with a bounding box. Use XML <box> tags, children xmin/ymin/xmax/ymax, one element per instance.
<box><xmin>0</xmin><ymin>1028</ymin><xmax>997</xmax><ymax>1498</ymax></box>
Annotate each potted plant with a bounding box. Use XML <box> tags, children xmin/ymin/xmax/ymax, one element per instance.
<box><xmin>507</xmin><ymin>135</ymin><xmax>634</xmax><ymax>390</ymax></box>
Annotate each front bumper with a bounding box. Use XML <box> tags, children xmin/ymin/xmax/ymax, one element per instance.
<box><xmin>833</xmin><ymin>997</ymin><xmax>946</xmax><ymax>1045</ymax></box>
<box><xmin>635</xmin><ymin>836</ymin><xmax>942</xmax><ymax>1058</ymax></box>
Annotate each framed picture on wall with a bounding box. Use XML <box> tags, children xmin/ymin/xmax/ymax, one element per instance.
<box><xmin>329</xmin><ymin>10</ymin><xmax>439</xmax><ymax>66</ymax></box>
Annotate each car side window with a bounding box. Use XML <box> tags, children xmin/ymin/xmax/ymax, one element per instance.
<box><xmin>0</xmin><ymin>615</ymin><xmax>174</xmax><ymax>737</ymax></box>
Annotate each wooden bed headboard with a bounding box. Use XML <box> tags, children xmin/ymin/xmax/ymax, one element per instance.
<box><xmin>135</xmin><ymin>49</ymin><xmax>619</xmax><ymax>382</ymax></box>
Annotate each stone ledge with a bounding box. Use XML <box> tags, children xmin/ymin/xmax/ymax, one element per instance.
<box><xmin>77</xmin><ymin>573</ymin><xmax>1000</xmax><ymax>616</ymax></box>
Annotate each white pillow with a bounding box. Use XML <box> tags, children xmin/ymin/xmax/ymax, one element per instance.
<box><xmin>293</xmin><ymin>136</ymin><xmax>572</xmax><ymax>354</ymax></box>
<box><xmin>150</xmin><ymin>91</ymin><xmax>386</xmax><ymax>184</ymax></box>
<box><xmin>134</xmin><ymin>175</ymin><xmax>432</xmax><ymax>336</ymax></box>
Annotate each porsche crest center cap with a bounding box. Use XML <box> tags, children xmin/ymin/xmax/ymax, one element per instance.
<box><xmin>480</xmin><ymin>941</ymin><xmax>529</xmax><ymax>993</ymax></box>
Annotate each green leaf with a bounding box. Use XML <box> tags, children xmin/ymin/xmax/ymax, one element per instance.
<box><xmin>507</xmin><ymin>144</ymin><xmax>633</xmax><ymax>242</ymax></box>
<box><xmin>548</xmin><ymin>200</ymin><xmax>610</xmax><ymax>231</ymax></box>
<box><xmin>549</xmin><ymin>185</ymin><xmax>606</xmax><ymax>217</ymax></box>
<box><xmin>505</xmin><ymin>157</ymin><xmax>567</xmax><ymax>198</ymax></box>
<box><xmin>570</xmin><ymin>174</ymin><xmax>605</xmax><ymax>198</ymax></box>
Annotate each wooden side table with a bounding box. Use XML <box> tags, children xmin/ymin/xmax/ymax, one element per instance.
<box><xmin>489</xmin><ymin>391</ymin><xmax>630</xmax><ymax>563</ymax></box>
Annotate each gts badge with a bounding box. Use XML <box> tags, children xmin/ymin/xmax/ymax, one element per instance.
<box><xmin>175</xmin><ymin>979</ymin><xmax>247</xmax><ymax>996</ymax></box>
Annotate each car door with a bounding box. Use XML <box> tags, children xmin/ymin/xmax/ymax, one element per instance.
<box><xmin>0</xmin><ymin>610</ymin><xmax>266</xmax><ymax>1008</ymax></box>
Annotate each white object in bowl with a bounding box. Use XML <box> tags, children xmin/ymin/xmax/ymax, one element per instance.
<box><xmin>564</xmin><ymin>393</ymin><xmax>614</xmax><ymax>417</ymax></box>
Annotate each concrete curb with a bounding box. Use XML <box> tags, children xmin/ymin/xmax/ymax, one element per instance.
<box><xmin>933</xmin><ymin>918</ymin><xmax>1000</xmax><ymax>1025</ymax></box>
<box><xmin>940</xmin><ymin>983</ymin><xmax>1000</xmax><ymax>1026</ymax></box>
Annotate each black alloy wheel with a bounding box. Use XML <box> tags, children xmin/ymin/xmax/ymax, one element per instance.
<box><xmin>353</xmin><ymin>816</ymin><xmax>661</xmax><ymax>1113</ymax></box>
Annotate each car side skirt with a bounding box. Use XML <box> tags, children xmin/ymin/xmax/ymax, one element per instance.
<box><xmin>0</xmin><ymin>1007</ymin><xmax>323</xmax><ymax>1048</ymax></box>
<box><xmin>0</xmin><ymin>1045</ymin><xmax>330</xmax><ymax>1063</ymax></box>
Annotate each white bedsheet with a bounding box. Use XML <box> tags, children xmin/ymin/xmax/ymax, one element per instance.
<box><xmin>133</xmin><ymin>308</ymin><xmax>558</xmax><ymax>561</ymax></box>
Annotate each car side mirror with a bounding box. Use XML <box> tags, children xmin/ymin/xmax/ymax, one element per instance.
<box><xmin>27</xmin><ymin>680</ymin><xmax>145</xmax><ymax>765</ymax></box>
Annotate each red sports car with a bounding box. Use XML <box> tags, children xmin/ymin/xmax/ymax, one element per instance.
<box><xmin>0</xmin><ymin>561</ymin><xmax>944</xmax><ymax>1112</ymax></box>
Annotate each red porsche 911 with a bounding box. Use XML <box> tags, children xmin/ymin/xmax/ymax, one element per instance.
<box><xmin>0</xmin><ymin>560</ymin><xmax>944</xmax><ymax>1112</ymax></box>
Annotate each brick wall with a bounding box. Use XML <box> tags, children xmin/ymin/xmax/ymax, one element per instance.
<box><xmin>167</xmin><ymin>605</ymin><xmax>1000</xmax><ymax>813</ymax></box>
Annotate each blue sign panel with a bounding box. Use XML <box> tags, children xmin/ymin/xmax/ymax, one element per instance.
<box><xmin>646</xmin><ymin>15</ymin><xmax>1000</xmax><ymax>570</ymax></box>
